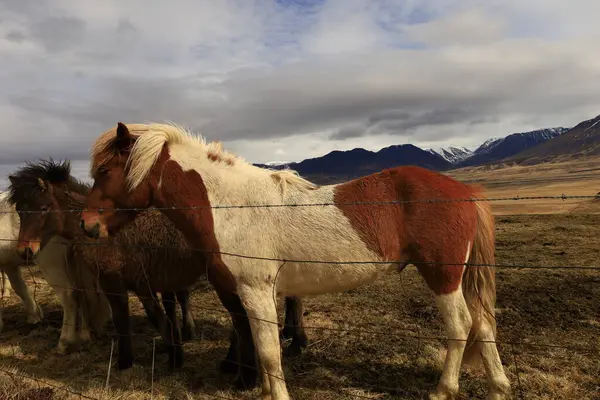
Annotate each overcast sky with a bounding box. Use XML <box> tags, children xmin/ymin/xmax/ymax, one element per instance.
<box><xmin>2</xmin><ymin>0</ymin><xmax>600</xmax><ymax>189</ymax></box>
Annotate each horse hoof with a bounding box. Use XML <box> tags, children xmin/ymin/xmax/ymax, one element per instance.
<box><xmin>169</xmin><ymin>346</ymin><xmax>184</xmax><ymax>369</ymax></box>
<box><xmin>487</xmin><ymin>394</ymin><xmax>509</xmax><ymax>400</ymax></box>
<box><xmin>117</xmin><ymin>358</ymin><xmax>134</xmax><ymax>371</ymax></box>
<box><xmin>219</xmin><ymin>359</ymin><xmax>238</xmax><ymax>375</ymax></box>
<box><xmin>234</xmin><ymin>371</ymin><xmax>258</xmax><ymax>391</ymax></box>
<box><xmin>281</xmin><ymin>326</ymin><xmax>294</xmax><ymax>340</ymax></box>
<box><xmin>181</xmin><ymin>325</ymin><xmax>195</xmax><ymax>341</ymax></box>
<box><xmin>79</xmin><ymin>330</ymin><xmax>92</xmax><ymax>344</ymax></box>
<box><xmin>27</xmin><ymin>306</ymin><xmax>43</xmax><ymax>325</ymax></box>
<box><xmin>56</xmin><ymin>339</ymin><xmax>75</xmax><ymax>355</ymax></box>
<box><xmin>428</xmin><ymin>391</ymin><xmax>457</xmax><ymax>400</ymax></box>
<box><xmin>284</xmin><ymin>341</ymin><xmax>304</xmax><ymax>358</ymax></box>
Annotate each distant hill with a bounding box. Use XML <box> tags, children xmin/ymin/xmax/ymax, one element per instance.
<box><xmin>252</xmin><ymin>118</ymin><xmax>592</xmax><ymax>183</ymax></box>
<box><xmin>509</xmin><ymin>115</ymin><xmax>600</xmax><ymax>165</ymax></box>
<box><xmin>254</xmin><ymin>144</ymin><xmax>452</xmax><ymax>184</ymax></box>
<box><xmin>456</xmin><ymin>127</ymin><xmax>568</xmax><ymax>168</ymax></box>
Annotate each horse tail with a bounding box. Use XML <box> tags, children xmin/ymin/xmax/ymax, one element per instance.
<box><xmin>461</xmin><ymin>192</ymin><xmax>497</xmax><ymax>365</ymax></box>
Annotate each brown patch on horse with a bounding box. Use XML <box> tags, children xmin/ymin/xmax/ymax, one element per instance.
<box><xmin>206</xmin><ymin>143</ymin><xmax>235</xmax><ymax>166</ymax></box>
<box><xmin>334</xmin><ymin>166</ymin><xmax>478</xmax><ymax>295</ymax></box>
<box><xmin>153</xmin><ymin>148</ymin><xmax>237</xmax><ymax>293</ymax></box>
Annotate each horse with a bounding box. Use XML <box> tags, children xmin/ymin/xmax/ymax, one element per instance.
<box><xmin>9</xmin><ymin>159</ymin><xmax>308</xmax><ymax>383</ymax></box>
<box><xmin>80</xmin><ymin>122</ymin><xmax>511</xmax><ymax>400</ymax></box>
<box><xmin>0</xmin><ymin>192</ymin><xmax>44</xmax><ymax>334</ymax></box>
<box><xmin>1</xmin><ymin>191</ymin><xmax>108</xmax><ymax>352</ymax></box>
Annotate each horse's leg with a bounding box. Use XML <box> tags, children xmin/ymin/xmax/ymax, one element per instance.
<box><xmin>429</xmin><ymin>286</ymin><xmax>472</xmax><ymax>400</ymax></box>
<box><xmin>100</xmin><ymin>278</ymin><xmax>133</xmax><ymax>370</ymax></box>
<box><xmin>220</xmin><ymin>328</ymin><xmax>240</xmax><ymax>374</ymax></box>
<box><xmin>212</xmin><ymin>285</ymin><xmax>258</xmax><ymax>390</ymax></box>
<box><xmin>477</xmin><ymin>314</ymin><xmax>511</xmax><ymax>400</ymax></box>
<box><xmin>77</xmin><ymin>293</ymin><xmax>93</xmax><ymax>344</ymax></box>
<box><xmin>0</xmin><ymin>269</ymin><xmax>6</xmax><ymax>332</ymax></box>
<box><xmin>1</xmin><ymin>270</ymin><xmax>11</xmax><ymax>298</ymax></box>
<box><xmin>416</xmin><ymin>246</ymin><xmax>473</xmax><ymax>400</ymax></box>
<box><xmin>137</xmin><ymin>291</ymin><xmax>162</xmax><ymax>331</ymax></box>
<box><xmin>176</xmin><ymin>290</ymin><xmax>196</xmax><ymax>341</ymax></box>
<box><xmin>55</xmin><ymin>287</ymin><xmax>79</xmax><ymax>354</ymax></box>
<box><xmin>281</xmin><ymin>296</ymin><xmax>308</xmax><ymax>357</ymax></box>
<box><xmin>135</xmin><ymin>289</ymin><xmax>182</xmax><ymax>369</ymax></box>
<box><xmin>238</xmin><ymin>284</ymin><xmax>289</xmax><ymax>400</ymax></box>
<box><xmin>3</xmin><ymin>264</ymin><xmax>43</xmax><ymax>325</ymax></box>
<box><xmin>161</xmin><ymin>292</ymin><xmax>184</xmax><ymax>369</ymax></box>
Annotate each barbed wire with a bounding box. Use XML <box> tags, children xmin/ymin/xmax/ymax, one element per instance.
<box><xmin>0</xmin><ymin>195</ymin><xmax>599</xmax><ymax>399</ymax></box>
<box><xmin>1</xmin><ymin>275</ymin><xmax>598</xmax><ymax>357</ymax></box>
<box><xmin>2</xmin><ymin>237</ymin><xmax>600</xmax><ymax>271</ymax></box>
<box><xmin>0</xmin><ymin>193</ymin><xmax>598</xmax><ymax>214</ymax></box>
<box><xmin>0</xmin><ymin>365</ymin><xmax>96</xmax><ymax>399</ymax></box>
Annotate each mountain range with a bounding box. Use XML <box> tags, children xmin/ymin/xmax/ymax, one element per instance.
<box><xmin>254</xmin><ymin>114</ymin><xmax>600</xmax><ymax>184</ymax></box>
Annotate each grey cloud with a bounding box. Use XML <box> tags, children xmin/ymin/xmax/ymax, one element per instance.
<box><xmin>5</xmin><ymin>43</ymin><xmax>600</xmax><ymax>167</ymax></box>
<box><xmin>117</xmin><ymin>18</ymin><xmax>137</xmax><ymax>35</ymax></box>
<box><xmin>331</xmin><ymin>107</ymin><xmax>476</xmax><ymax>140</ymax></box>
<box><xmin>0</xmin><ymin>0</ymin><xmax>53</xmax><ymax>17</ymax></box>
<box><xmin>2</xmin><ymin>0</ymin><xmax>600</xmax><ymax>172</ymax></box>
<box><xmin>30</xmin><ymin>16</ymin><xmax>86</xmax><ymax>52</ymax></box>
<box><xmin>5</xmin><ymin>29</ymin><xmax>25</xmax><ymax>42</ymax></box>
<box><xmin>330</xmin><ymin>123</ymin><xmax>366</xmax><ymax>140</ymax></box>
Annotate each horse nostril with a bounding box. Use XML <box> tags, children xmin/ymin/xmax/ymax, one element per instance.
<box><xmin>18</xmin><ymin>247</ymin><xmax>34</xmax><ymax>261</ymax></box>
<box><xmin>91</xmin><ymin>224</ymin><xmax>100</xmax><ymax>239</ymax></box>
<box><xmin>80</xmin><ymin>219</ymin><xmax>85</xmax><ymax>230</ymax></box>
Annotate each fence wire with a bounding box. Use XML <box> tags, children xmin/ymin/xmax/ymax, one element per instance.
<box><xmin>0</xmin><ymin>193</ymin><xmax>598</xmax><ymax>215</ymax></box>
<box><xmin>0</xmin><ymin>196</ymin><xmax>598</xmax><ymax>399</ymax></box>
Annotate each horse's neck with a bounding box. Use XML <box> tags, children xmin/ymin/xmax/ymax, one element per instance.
<box><xmin>58</xmin><ymin>191</ymin><xmax>87</xmax><ymax>239</ymax></box>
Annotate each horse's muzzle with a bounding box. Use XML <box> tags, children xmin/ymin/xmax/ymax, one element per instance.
<box><xmin>16</xmin><ymin>245</ymin><xmax>36</xmax><ymax>261</ymax></box>
<box><xmin>81</xmin><ymin>219</ymin><xmax>101</xmax><ymax>239</ymax></box>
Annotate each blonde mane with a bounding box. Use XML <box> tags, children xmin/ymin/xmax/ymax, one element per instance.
<box><xmin>90</xmin><ymin>122</ymin><xmax>318</xmax><ymax>193</ymax></box>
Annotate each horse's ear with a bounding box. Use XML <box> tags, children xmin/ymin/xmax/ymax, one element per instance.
<box><xmin>115</xmin><ymin>122</ymin><xmax>134</xmax><ymax>150</ymax></box>
<box><xmin>8</xmin><ymin>175</ymin><xmax>16</xmax><ymax>186</ymax></box>
<box><xmin>116</xmin><ymin>122</ymin><xmax>130</xmax><ymax>139</ymax></box>
<box><xmin>37</xmin><ymin>178</ymin><xmax>47</xmax><ymax>192</ymax></box>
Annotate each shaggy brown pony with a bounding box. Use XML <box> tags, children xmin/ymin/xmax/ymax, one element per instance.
<box><xmin>8</xmin><ymin>159</ymin><xmax>308</xmax><ymax>386</ymax></box>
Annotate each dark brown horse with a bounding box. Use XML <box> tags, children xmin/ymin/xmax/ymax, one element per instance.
<box><xmin>8</xmin><ymin>160</ymin><xmax>308</xmax><ymax>386</ymax></box>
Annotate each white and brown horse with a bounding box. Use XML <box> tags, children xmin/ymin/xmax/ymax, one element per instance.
<box><xmin>81</xmin><ymin>122</ymin><xmax>511</xmax><ymax>400</ymax></box>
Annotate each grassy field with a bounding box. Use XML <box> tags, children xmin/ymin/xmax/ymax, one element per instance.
<box><xmin>447</xmin><ymin>158</ymin><xmax>600</xmax><ymax>215</ymax></box>
<box><xmin>0</xmin><ymin>160</ymin><xmax>599</xmax><ymax>400</ymax></box>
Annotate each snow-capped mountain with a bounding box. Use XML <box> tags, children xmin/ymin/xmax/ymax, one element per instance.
<box><xmin>457</xmin><ymin>127</ymin><xmax>569</xmax><ymax>167</ymax></box>
<box><xmin>263</xmin><ymin>161</ymin><xmax>291</xmax><ymax>167</ymax></box>
<box><xmin>474</xmin><ymin>137</ymin><xmax>503</xmax><ymax>155</ymax></box>
<box><xmin>510</xmin><ymin>116</ymin><xmax>600</xmax><ymax>164</ymax></box>
<box><xmin>426</xmin><ymin>146</ymin><xmax>473</xmax><ymax>164</ymax></box>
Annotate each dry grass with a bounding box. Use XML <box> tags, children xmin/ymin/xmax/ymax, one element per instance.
<box><xmin>0</xmin><ymin>160</ymin><xmax>599</xmax><ymax>399</ymax></box>
<box><xmin>447</xmin><ymin>157</ymin><xmax>600</xmax><ymax>215</ymax></box>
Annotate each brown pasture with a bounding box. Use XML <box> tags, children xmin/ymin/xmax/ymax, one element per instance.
<box><xmin>0</xmin><ymin>159</ymin><xmax>599</xmax><ymax>399</ymax></box>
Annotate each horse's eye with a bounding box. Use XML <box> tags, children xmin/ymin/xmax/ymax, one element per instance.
<box><xmin>98</xmin><ymin>168</ymin><xmax>110</xmax><ymax>177</ymax></box>
<box><xmin>40</xmin><ymin>205</ymin><xmax>49</xmax><ymax>214</ymax></box>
